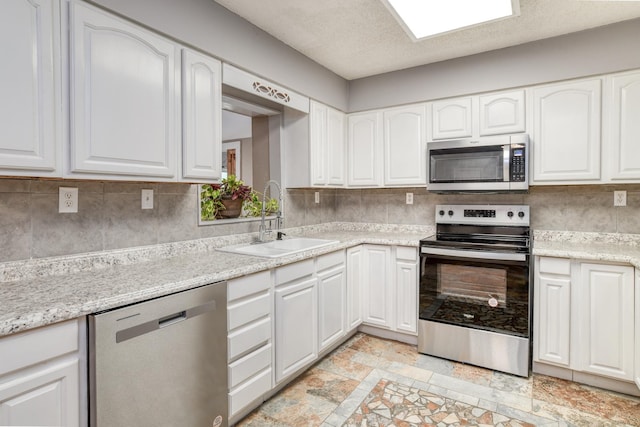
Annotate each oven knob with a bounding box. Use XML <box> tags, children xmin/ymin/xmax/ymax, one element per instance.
<box><xmin>518</xmin><ymin>211</ymin><xmax>525</xmax><ymax>218</ymax></box>
<box><xmin>507</xmin><ymin>211</ymin><xmax>514</xmax><ymax>218</ymax></box>
<box><xmin>448</xmin><ymin>210</ymin><xmax>454</xmax><ymax>216</ymax></box>
<box><xmin>439</xmin><ymin>210</ymin><xmax>445</xmax><ymax>216</ymax></box>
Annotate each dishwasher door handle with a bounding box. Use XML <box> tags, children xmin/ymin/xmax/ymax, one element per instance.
<box><xmin>115</xmin><ymin>301</ymin><xmax>217</xmax><ymax>343</ymax></box>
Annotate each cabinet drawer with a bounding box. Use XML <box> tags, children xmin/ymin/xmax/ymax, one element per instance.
<box><xmin>228</xmin><ymin>317</ymin><xmax>271</xmax><ymax>361</ymax></box>
<box><xmin>228</xmin><ymin>344</ymin><xmax>272</xmax><ymax>389</ymax></box>
<box><xmin>0</xmin><ymin>320</ymin><xmax>79</xmax><ymax>376</ymax></box>
<box><xmin>229</xmin><ymin>367</ymin><xmax>271</xmax><ymax>417</ymax></box>
<box><xmin>275</xmin><ymin>259</ymin><xmax>314</xmax><ymax>285</ymax></box>
<box><xmin>228</xmin><ymin>270</ymin><xmax>271</xmax><ymax>302</ymax></box>
<box><xmin>538</xmin><ymin>257</ymin><xmax>571</xmax><ymax>275</ymax></box>
<box><xmin>317</xmin><ymin>250</ymin><xmax>345</xmax><ymax>271</ymax></box>
<box><xmin>228</xmin><ymin>292</ymin><xmax>271</xmax><ymax>331</ymax></box>
<box><xmin>396</xmin><ymin>246</ymin><xmax>417</xmax><ymax>262</ymax></box>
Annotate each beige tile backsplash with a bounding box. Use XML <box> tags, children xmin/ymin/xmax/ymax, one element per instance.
<box><xmin>0</xmin><ymin>179</ymin><xmax>638</xmax><ymax>262</ymax></box>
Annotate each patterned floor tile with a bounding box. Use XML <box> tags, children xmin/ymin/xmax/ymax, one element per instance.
<box><xmin>316</xmin><ymin>347</ymin><xmax>374</xmax><ymax>381</ymax></box>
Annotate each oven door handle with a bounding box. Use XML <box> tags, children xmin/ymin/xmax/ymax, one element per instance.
<box><xmin>420</xmin><ymin>246</ymin><xmax>527</xmax><ymax>262</ymax></box>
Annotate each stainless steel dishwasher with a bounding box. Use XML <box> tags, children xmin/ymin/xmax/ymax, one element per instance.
<box><xmin>88</xmin><ymin>281</ymin><xmax>228</xmax><ymax>427</ymax></box>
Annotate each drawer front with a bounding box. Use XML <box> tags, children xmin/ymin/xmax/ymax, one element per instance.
<box><xmin>396</xmin><ymin>246</ymin><xmax>417</xmax><ymax>262</ymax></box>
<box><xmin>229</xmin><ymin>367</ymin><xmax>271</xmax><ymax>417</ymax></box>
<box><xmin>538</xmin><ymin>256</ymin><xmax>571</xmax><ymax>276</ymax></box>
<box><xmin>0</xmin><ymin>319</ymin><xmax>79</xmax><ymax>376</ymax></box>
<box><xmin>275</xmin><ymin>259</ymin><xmax>314</xmax><ymax>285</ymax></box>
<box><xmin>228</xmin><ymin>270</ymin><xmax>271</xmax><ymax>302</ymax></box>
<box><xmin>228</xmin><ymin>317</ymin><xmax>271</xmax><ymax>361</ymax></box>
<box><xmin>228</xmin><ymin>292</ymin><xmax>271</xmax><ymax>331</ymax></box>
<box><xmin>228</xmin><ymin>343</ymin><xmax>272</xmax><ymax>389</ymax></box>
<box><xmin>317</xmin><ymin>250</ymin><xmax>345</xmax><ymax>272</ymax></box>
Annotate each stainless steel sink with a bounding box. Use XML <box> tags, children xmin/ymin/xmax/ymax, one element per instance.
<box><xmin>218</xmin><ymin>237</ymin><xmax>339</xmax><ymax>258</ymax></box>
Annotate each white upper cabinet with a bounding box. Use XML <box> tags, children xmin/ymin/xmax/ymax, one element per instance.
<box><xmin>347</xmin><ymin>112</ymin><xmax>383</xmax><ymax>187</ymax></box>
<box><xmin>0</xmin><ymin>0</ymin><xmax>61</xmax><ymax>176</ymax></box>
<box><xmin>69</xmin><ymin>1</ymin><xmax>179</xmax><ymax>180</ymax></box>
<box><xmin>181</xmin><ymin>48</ymin><xmax>222</xmax><ymax>182</ymax></box>
<box><xmin>431</xmin><ymin>97</ymin><xmax>473</xmax><ymax>140</ymax></box>
<box><xmin>383</xmin><ymin>105</ymin><xmax>426</xmax><ymax>186</ymax></box>
<box><xmin>530</xmin><ymin>79</ymin><xmax>602</xmax><ymax>183</ymax></box>
<box><xmin>604</xmin><ymin>70</ymin><xmax>640</xmax><ymax>181</ymax></box>
<box><xmin>479</xmin><ymin>90</ymin><xmax>526</xmax><ymax>136</ymax></box>
<box><xmin>309</xmin><ymin>100</ymin><xmax>345</xmax><ymax>186</ymax></box>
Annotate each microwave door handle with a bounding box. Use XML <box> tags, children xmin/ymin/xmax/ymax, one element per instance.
<box><xmin>503</xmin><ymin>145</ymin><xmax>510</xmax><ymax>182</ymax></box>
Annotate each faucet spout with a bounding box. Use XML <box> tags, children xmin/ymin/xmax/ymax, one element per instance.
<box><xmin>258</xmin><ymin>180</ymin><xmax>284</xmax><ymax>242</ymax></box>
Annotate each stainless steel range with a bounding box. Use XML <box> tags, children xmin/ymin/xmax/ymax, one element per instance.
<box><xmin>418</xmin><ymin>204</ymin><xmax>531</xmax><ymax>377</ymax></box>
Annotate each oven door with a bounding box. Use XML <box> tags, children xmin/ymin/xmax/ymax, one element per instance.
<box><xmin>419</xmin><ymin>246</ymin><xmax>530</xmax><ymax>338</ymax></box>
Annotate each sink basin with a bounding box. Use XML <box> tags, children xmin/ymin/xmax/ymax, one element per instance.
<box><xmin>219</xmin><ymin>237</ymin><xmax>339</xmax><ymax>258</ymax></box>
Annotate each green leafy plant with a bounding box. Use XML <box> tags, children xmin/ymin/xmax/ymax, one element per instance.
<box><xmin>243</xmin><ymin>190</ymin><xmax>279</xmax><ymax>218</ymax></box>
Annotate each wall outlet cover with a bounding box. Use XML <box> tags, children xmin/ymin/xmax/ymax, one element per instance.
<box><xmin>614</xmin><ymin>190</ymin><xmax>627</xmax><ymax>207</ymax></box>
<box><xmin>315</xmin><ymin>191</ymin><xmax>320</xmax><ymax>204</ymax></box>
<box><xmin>59</xmin><ymin>187</ymin><xmax>78</xmax><ymax>213</ymax></box>
<box><xmin>406</xmin><ymin>192</ymin><xmax>414</xmax><ymax>205</ymax></box>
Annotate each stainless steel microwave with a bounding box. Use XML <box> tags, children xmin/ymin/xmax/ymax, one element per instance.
<box><xmin>427</xmin><ymin>134</ymin><xmax>529</xmax><ymax>193</ymax></box>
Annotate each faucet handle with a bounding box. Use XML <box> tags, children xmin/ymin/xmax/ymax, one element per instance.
<box><xmin>277</xmin><ymin>231</ymin><xmax>286</xmax><ymax>240</ymax></box>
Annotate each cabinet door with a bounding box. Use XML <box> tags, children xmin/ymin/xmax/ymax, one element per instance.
<box><xmin>347</xmin><ymin>112</ymin><xmax>383</xmax><ymax>187</ymax></box>
<box><xmin>70</xmin><ymin>2</ymin><xmax>178</xmax><ymax>179</ymax></box>
<box><xmin>577</xmin><ymin>263</ymin><xmax>634</xmax><ymax>381</ymax></box>
<box><xmin>479</xmin><ymin>90</ymin><xmax>525</xmax><ymax>136</ymax></box>
<box><xmin>274</xmin><ymin>277</ymin><xmax>317</xmax><ymax>382</ymax></box>
<box><xmin>0</xmin><ymin>0</ymin><xmax>60</xmax><ymax>176</ymax></box>
<box><xmin>346</xmin><ymin>246</ymin><xmax>363</xmax><ymax>330</ymax></box>
<box><xmin>362</xmin><ymin>245</ymin><xmax>392</xmax><ymax>329</ymax></box>
<box><xmin>606</xmin><ymin>71</ymin><xmax>640</xmax><ymax>181</ymax></box>
<box><xmin>535</xmin><ymin>274</ymin><xmax>571</xmax><ymax>366</ymax></box>
<box><xmin>395</xmin><ymin>248</ymin><xmax>418</xmax><ymax>334</ymax></box>
<box><xmin>326</xmin><ymin>107</ymin><xmax>346</xmax><ymax>185</ymax></box>
<box><xmin>0</xmin><ymin>359</ymin><xmax>80</xmax><ymax>427</ymax></box>
<box><xmin>531</xmin><ymin>80</ymin><xmax>601</xmax><ymax>183</ymax></box>
<box><xmin>181</xmin><ymin>49</ymin><xmax>222</xmax><ymax>181</ymax></box>
<box><xmin>309</xmin><ymin>100</ymin><xmax>328</xmax><ymax>186</ymax></box>
<box><xmin>636</xmin><ymin>268</ymin><xmax>640</xmax><ymax>389</ymax></box>
<box><xmin>431</xmin><ymin>97</ymin><xmax>472</xmax><ymax>140</ymax></box>
<box><xmin>383</xmin><ymin>105</ymin><xmax>426</xmax><ymax>186</ymax></box>
<box><xmin>318</xmin><ymin>266</ymin><xmax>346</xmax><ymax>351</ymax></box>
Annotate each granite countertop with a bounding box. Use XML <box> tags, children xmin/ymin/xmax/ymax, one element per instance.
<box><xmin>0</xmin><ymin>223</ymin><xmax>432</xmax><ymax>337</ymax></box>
<box><xmin>532</xmin><ymin>230</ymin><xmax>640</xmax><ymax>270</ymax></box>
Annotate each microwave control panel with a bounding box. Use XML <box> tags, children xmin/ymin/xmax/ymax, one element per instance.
<box><xmin>510</xmin><ymin>145</ymin><xmax>526</xmax><ymax>182</ymax></box>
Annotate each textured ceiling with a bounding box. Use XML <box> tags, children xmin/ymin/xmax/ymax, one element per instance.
<box><xmin>214</xmin><ymin>0</ymin><xmax>640</xmax><ymax>80</ymax></box>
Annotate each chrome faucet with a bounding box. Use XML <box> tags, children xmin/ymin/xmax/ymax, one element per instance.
<box><xmin>258</xmin><ymin>180</ymin><xmax>284</xmax><ymax>242</ymax></box>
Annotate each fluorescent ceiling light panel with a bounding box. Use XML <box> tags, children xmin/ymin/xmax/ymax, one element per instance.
<box><xmin>384</xmin><ymin>0</ymin><xmax>518</xmax><ymax>40</ymax></box>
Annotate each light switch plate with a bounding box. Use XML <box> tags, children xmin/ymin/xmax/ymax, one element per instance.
<box><xmin>314</xmin><ymin>191</ymin><xmax>320</xmax><ymax>204</ymax></box>
<box><xmin>141</xmin><ymin>189</ymin><xmax>154</xmax><ymax>209</ymax></box>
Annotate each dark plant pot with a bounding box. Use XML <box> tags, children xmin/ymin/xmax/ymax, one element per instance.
<box><xmin>219</xmin><ymin>197</ymin><xmax>243</xmax><ymax>218</ymax></box>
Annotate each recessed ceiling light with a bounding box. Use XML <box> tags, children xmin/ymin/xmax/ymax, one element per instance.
<box><xmin>382</xmin><ymin>0</ymin><xmax>520</xmax><ymax>41</ymax></box>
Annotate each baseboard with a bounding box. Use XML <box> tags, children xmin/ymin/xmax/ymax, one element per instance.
<box><xmin>357</xmin><ymin>324</ymin><xmax>418</xmax><ymax>345</ymax></box>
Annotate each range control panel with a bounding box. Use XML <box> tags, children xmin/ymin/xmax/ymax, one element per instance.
<box><xmin>436</xmin><ymin>205</ymin><xmax>530</xmax><ymax>226</ymax></box>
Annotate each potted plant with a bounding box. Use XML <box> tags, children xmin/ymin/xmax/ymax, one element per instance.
<box><xmin>201</xmin><ymin>175</ymin><xmax>252</xmax><ymax>220</ymax></box>
<box><xmin>243</xmin><ymin>190</ymin><xmax>279</xmax><ymax>218</ymax></box>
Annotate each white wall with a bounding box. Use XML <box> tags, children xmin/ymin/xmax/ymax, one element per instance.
<box><xmin>89</xmin><ymin>0</ymin><xmax>349</xmax><ymax>111</ymax></box>
<box><xmin>349</xmin><ymin>18</ymin><xmax>640</xmax><ymax>112</ymax></box>
<box><xmin>222</xmin><ymin>111</ymin><xmax>251</xmax><ymax>140</ymax></box>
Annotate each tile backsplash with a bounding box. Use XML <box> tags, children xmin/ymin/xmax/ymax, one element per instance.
<box><xmin>1</xmin><ymin>178</ymin><xmax>639</xmax><ymax>263</ymax></box>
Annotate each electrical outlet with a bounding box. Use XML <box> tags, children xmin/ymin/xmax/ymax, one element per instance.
<box><xmin>59</xmin><ymin>187</ymin><xmax>78</xmax><ymax>213</ymax></box>
<box><xmin>406</xmin><ymin>192</ymin><xmax>413</xmax><ymax>205</ymax></box>
<box><xmin>314</xmin><ymin>191</ymin><xmax>320</xmax><ymax>204</ymax></box>
<box><xmin>141</xmin><ymin>189</ymin><xmax>154</xmax><ymax>209</ymax></box>
<box><xmin>614</xmin><ymin>190</ymin><xmax>627</xmax><ymax>207</ymax></box>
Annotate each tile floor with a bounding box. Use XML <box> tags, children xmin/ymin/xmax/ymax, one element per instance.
<box><xmin>237</xmin><ymin>333</ymin><xmax>640</xmax><ymax>427</ymax></box>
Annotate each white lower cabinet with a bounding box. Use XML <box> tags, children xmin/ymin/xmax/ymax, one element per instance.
<box><xmin>535</xmin><ymin>257</ymin><xmax>636</xmax><ymax>389</ymax></box>
<box><xmin>0</xmin><ymin>319</ymin><xmax>84</xmax><ymax>427</ymax></box>
<box><xmin>227</xmin><ymin>271</ymin><xmax>272</xmax><ymax>422</ymax></box>
<box><xmin>274</xmin><ymin>260</ymin><xmax>318</xmax><ymax>383</ymax></box>
<box><xmin>356</xmin><ymin>245</ymin><xmax>418</xmax><ymax>335</ymax></box>
<box><xmin>346</xmin><ymin>247</ymin><xmax>363</xmax><ymax>330</ymax></box>
<box><xmin>317</xmin><ymin>251</ymin><xmax>346</xmax><ymax>351</ymax></box>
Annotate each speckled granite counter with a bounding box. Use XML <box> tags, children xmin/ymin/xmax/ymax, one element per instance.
<box><xmin>533</xmin><ymin>230</ymin><xmax>640</xmax><ymax>269</ymax></box>
<box><xmin>0</xmin><ymin>223</ymin><xmax>432</xmax><ymax>337</ymax></box>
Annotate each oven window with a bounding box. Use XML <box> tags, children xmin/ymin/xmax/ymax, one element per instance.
<box><xmin>420</xmin><ymin>255</ymin><xmax>529</xmax><ymax>337</ymax></box>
